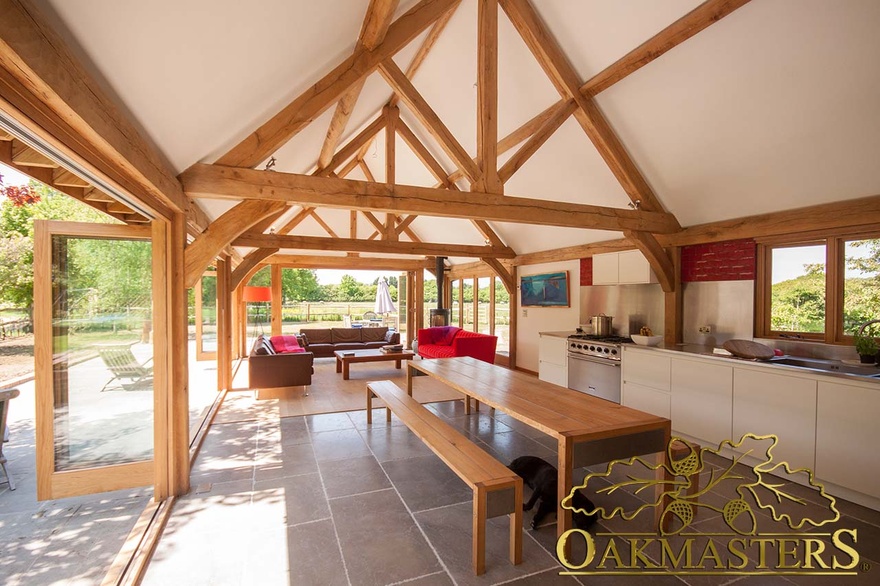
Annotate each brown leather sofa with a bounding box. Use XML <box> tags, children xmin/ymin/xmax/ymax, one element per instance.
<box><xmin>299</xmin><ymin>327</ymin><xmax>399</xmax><ymax>357</ymax></box>
<box><xmin>248</xmin><ymin>335</ymin><xmax>314</xmax><ymax>390</ymax></box>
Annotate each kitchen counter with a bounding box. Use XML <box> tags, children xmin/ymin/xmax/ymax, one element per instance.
<box><xmin>538</xmin><ymin>330</ymin><xmax>577</xmax><ymax>339</ymax></box>
<box><xmin>628</xmin><ymin>342</ymin><xmax>880</xmax><ymax>387</ymax></box>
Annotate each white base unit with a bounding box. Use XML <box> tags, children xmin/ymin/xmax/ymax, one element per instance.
<box><xmin>816</xmin><ymin>381</ymin><xmax>880</xmax><ymax>500</ymax></box>
<box><xmin>671</xmin><ymin>358</ymin><xmax>732</xmax><ymax>448</ymax></box>
<box><xmin>732</xmin><ymin>368</ymin><xmax>817</xmax><ymax>471</ymax></box>
<box><xmin>538</xmin><ymin>334</ymin><xmax>568</xmax><ymax>387</ymax></box>
<box><xmin>622</xmin><ymin>382</ymin><xmax>670</xmax><ymax>418</ymax></box>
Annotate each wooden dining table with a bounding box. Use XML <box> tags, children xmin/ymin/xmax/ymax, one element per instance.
<box><xmin>407</xmin><ymin>356</ymin><xmax>672</xmax><ymax>541</ymax></box>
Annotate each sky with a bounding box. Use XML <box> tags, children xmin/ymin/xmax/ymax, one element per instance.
<box><xmin>314</xmin><ymin>270</ymin><xmax>396</xmax><ymax>285</ymax></box>
<box><xmin>0</xmin><ymin>163</ymin><xmax>29</xmax><ymax>186</ymax></box>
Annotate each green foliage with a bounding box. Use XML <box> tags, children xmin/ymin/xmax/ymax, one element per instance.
<box><xmin>770</xmin><ymin>269</ymin><xmax>825</xmax><ymax>333</ymax></box>
<box><xmin>855</xmin><ymin>334</ymin><xmax>878</xmax><ymax>356</ymax></box>
<box><xmin>282</xmin><ymin>269</ymin><xmax>322</xmax><ymax>301</ymax></box>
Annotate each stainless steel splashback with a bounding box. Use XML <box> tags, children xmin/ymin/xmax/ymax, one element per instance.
<box><xmin>682</xmin><ymin>281</ymin><xmax>755</xmax><ymax>345</ymax></box>
<box><xmin>580</xmin><ymin>284</ymin><xmax>664</xmax><ymax>336</ymax></box>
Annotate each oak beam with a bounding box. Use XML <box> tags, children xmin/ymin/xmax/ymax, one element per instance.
<box><xmin>500</xmin><ymin>0</ymin><xmax>668</xmax><ymax>216</ymax></box>
<box><xmin>499</xmin><ymin>100</ymin><xmax>576</xmax><ymax>183</ymax></box>
<box><xmin>625</xmin><ymin>230</ymin><xmax>675</xmax><ymax>292</ymax></box>
<box><xmin>309</xmin><ymin>209</ymin><xmax>340</xmax><ymax>238</ymax></box>
<box><xmin>476</xmin><ymin>0</ymin><xmax>502</xmax><ymax>193</ymax></box>
<box><xmin>182</xmin><ymin>164</ymin><xmax>680</xmax><ymax>233</ymax></box>
<box><xmin>262</xmin><ymin>254</ymin><xmax>433</xmax><ymax>271</ymax></box>
<box><xmin>317</xmin><ymin>0</ymin><xmax>399</xmax><ymax>169</ymax></box>
<box><xmin>316</xmin><ymin>115</ymin><xmax>386</xmax><ymax>176</ymax></box>
<box><xmin>664</xmin><ymin>247</ymin><xmax>683</xmax><ymax>346</ymax></box>
<box><xmin>230</xmin><ymin>248</ymin><xmax>280</xmax><ymax>291</ymax></box>
<box><xmin>385</xmin><ymin>105</ymin><xmax>398</xmax><ymax>185</ymax></box>
<box><xmin>216</xmin><ymin>0</ymin><xmax>459</xmax><ymax>168</ymax></box>
<box><xmin>395</xmin><ymin>214</ymin><xmax>418</xmax><ymax>235</ymax></box>
<box><xmin>277</xmin><ymin>206</ymin><xmax>315</xmax><ymax>235</ymax></box>
<box><xmin>396</xmin><ymin>118</ymin><xmax>450</xmax><ymax>185</ymax></box>
<box><xmin>233</xmin><ymin>232</ymin><xmax>515</xmax><ymax>259</ymax></box>
<box><xmin>378</xmin><ymin>58</ymin><xmax>480</xmax><ymax>183</ymax></box>
<box><xmin>482</xmin><ymin>258</ymin><xmax>515</xmax><ymax>293</ymax></box>
<box><xmin>184</xmin><ymin>200</ymin><xmax>287</xmax><ymax>288</ymax></box>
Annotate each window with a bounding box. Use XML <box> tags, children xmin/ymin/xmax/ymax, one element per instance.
<box><xmin>757</xmin><ymin>233</ymin><xmax>880</xmax><ymax>343</ymax></box>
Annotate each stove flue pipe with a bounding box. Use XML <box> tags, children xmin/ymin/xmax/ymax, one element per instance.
<box><xmin>435</xmin><ymin>256</ymin><xmax>446</xmax><ymax>310</ymax></box>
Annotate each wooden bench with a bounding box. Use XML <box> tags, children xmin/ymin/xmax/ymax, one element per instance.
<box><xmin>366</xmin><ymin>380</ymin><xmax>523</xmax><ymax>575</ymax></box>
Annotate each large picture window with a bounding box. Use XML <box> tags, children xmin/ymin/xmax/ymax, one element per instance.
<box><xmin>757</xmin><ymin>233</ymin><xmax>880</xmax><ymax>343</ymax></box>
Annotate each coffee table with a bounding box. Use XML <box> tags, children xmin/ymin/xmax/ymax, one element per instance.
<box><xmin>334</xmin><ymin>348</ymin><xmax>415</xmax><ymax>380</ymax></box>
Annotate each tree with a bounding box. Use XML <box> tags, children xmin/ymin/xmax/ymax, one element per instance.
<box><xmin>282</xmin><ymin>269</ymin><xmax>323</xmax><ymax>301</ymax></box>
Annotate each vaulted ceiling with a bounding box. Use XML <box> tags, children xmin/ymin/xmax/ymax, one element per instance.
<box><xmin>33</xmin><ymin>0</ymin><xmax>880</xmax><ymax>268</ymax></box>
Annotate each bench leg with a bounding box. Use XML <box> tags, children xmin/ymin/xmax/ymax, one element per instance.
<box><xmin>386</xmin><ymin>405</ymin><xmax>391</xmax><ymax>423</ymax></box>
<box><xmin>473</xmin><ymin>486</ymin><xmax>487</xmax><ymax>575</ymax></box>
<box><xmin>510</xmin><ymin>478</ymin><xmax>522</xmax><ymax>565</ymax></box>
<box><xmin>366</xmin><ymin>387</ymin><xmax>373</xmax><ymax>424</ymax></box>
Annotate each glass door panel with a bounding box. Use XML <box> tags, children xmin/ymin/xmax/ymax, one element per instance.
<box><xmin>195</xmin><ymin>273</ymin><xmax>218</xmax><ymax>360</ymax></box>
<box><xmin>35</xmin><ymin>221</ymin><xmax>154</xmax><ymax>499</ymax></box>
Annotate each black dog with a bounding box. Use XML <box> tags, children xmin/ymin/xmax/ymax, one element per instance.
<box><xmin>509</xmin><ymin>456</ymin><xmax>598</xmax><ymax>530</ymax></box>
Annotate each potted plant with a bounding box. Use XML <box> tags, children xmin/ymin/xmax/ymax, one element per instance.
<box><xmin>855</xmin><ymin>334</ymin><xmax>878</xmax><ymax>364</ymax></box>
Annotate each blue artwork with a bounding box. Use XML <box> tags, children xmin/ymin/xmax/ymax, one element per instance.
<box><xmin>520</xmin><ymin>271</ymin><xmax>569</xmax><ymax>307</ymax></box>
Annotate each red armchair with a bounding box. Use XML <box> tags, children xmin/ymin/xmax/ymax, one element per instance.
<box><xmin>416</xmin><ymin>327</ymin><xmax>498</xmax><ymax>364</ymax></box>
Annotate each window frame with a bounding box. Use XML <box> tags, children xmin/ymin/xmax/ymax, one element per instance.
<box><xmin>756</xmin><ymin>229</ymin><xmax>880</xmax><ymax>345</ymax></box>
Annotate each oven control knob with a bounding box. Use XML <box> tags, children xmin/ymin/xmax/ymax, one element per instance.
<box><xmin>576</xmin><ymin>344</ymin><xmax>582</xmax><ymax>349</ymax></box>
<box><xmin>588</xmin><ymin>345</ymin><xmax>595</xmax><ymax>352</ymax></box>
<box><xmin>611</xmin><ymin>349</ymin><xmax>617</xmax><ymax>355</ymax></box>
<box><xmin>603</xmin><ymin>347</ymin><xmax>609</xmax><ymax>353</ymax></box>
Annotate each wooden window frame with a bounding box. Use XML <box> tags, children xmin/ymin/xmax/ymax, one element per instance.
<box><xmin>756</xmin><ymin>229</ymin><xmax>880</xmax><ymax>345</ymax></box>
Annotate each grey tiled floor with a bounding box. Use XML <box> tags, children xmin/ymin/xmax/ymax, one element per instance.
<box><xmin>142</xmin><ymin>400</ymin><xmax>880</xmax><ymax>586</ymax></box>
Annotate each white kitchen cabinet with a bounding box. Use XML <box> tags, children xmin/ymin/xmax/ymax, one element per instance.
<box><xmin>622</xmin><ymin>347</ymin><xmax>670</xmax><ymax>390</ymax></box>
<box><xmin>816</xmin><ymin>381</ymin><xmax>880</xmax><ymax>499</ymax></box>
<box><xmin>591</xmin><ymin>251</ymin><xmax>657</xmax><ymax>285</ymax></box>
<box><xmin>538</xmin><ymin>334</ymin><xmax>568</xmax><ymax>387</ymax></box>
<box><xmin>591</xmin><ymin>253</ymin><xmax>618</xmax><ymax>285</ymax></box>
<box><xmin>732</xmin><ymin>369</ymin><xmax>817</xmax><ymax>470</ymax></box>
<box><xmin>621</xmin><ymin>347</ymin><xmax>671</xmax><ymax>416</ymax></box>
<box><xmin>618</xmin><ymin>249</ymin><xmax>659</xmax><ymax>284</ymax></box>
<box><xmin>671</xmin><ymin>358</ymin><xmax>733</xmax><ymax>447</ymax></box>
<box><xmin>622</xmin><ymin>382</ymin><xmax>670</xmax><ymax>418</ymax></box>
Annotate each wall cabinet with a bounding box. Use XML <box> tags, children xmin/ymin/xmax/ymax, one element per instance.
<box><xmin>592</xmin><ymin>250</ymin><xmax>658</xmax><ymax>285</ymax></box>
<box><xmin>671</xmin><ymin>358</ymin><xmax>732</xmax><ymax>447</ymax></box>
<box><xmin>732</xmin><ymin>369</ymin><xmax>817</xmax><ymax>471</ymax></box>
<box><xmin>538</xmin><ymin>334</ymin><xmax>568</xmax><ymax>387</ymax></box>
<box><xmin>815</xmin><ymin>381</ymin><xmax>880</xmax><ymax>499</ymax></box>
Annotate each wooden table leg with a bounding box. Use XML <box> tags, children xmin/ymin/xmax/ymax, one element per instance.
<box><xmin>343</xmin><ymin>361</ymin><xmax>350</xmax><ymax>380</ymax></box>
<box><xmin>406</xmin><ymin>365</ymin><xmax>414</xmax><ymax>396</ymax></box>
<box><xmin>465</xmin><ymin>396</ymin><xmax>471</xmax><ymax>414</ymax></box>
<box><xmin>656</xmin><ymin>425</ymin><xmax>673</xmax><ymax>533</ymax></box>
<box><xmin>473</xmin><ymin>486</ymin><xmax>487</xmax><ymax>575</ymax></box>
<box><xmin>558</xmin><ymin>436</ymin><xmax>574</xmax><ymax>553</ymax></box>
<box><xmin>366</xmin><ymin>387</ymin><xmax>373</xmax><ymax>425</ymax></box>
<box><xmin>336</xmin><ymin>356</ymin><xmax>342</xmax><ymax>373</ymax></box>
<box><xmin>510</xmin><ymin>478</ymin><xmax>523</xmax><ymax>565</ymax></box>
<box><xmin>395</xmin><ymin>358</ymin><xmax>401</xmax><ymax>369</ymax></box>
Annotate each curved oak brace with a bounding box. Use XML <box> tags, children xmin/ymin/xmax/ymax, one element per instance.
<box><xmin>230</xmin><ymin>248</ymin><xmax>280</xmax><ymax>291</ymax></box>
<box><xmin>482</xmin><ymin>258</ymin><xmax>514</xmax><ymax>294</ymax></box>
<box><xmin>184</xmin><ymin>199</ymin><xmax>287</xmax><ymax>288</ymax></box>
<box><xmin>624</xmin><ymin>231</ymin><xmax>675</xmax><ymax>293</ymax></box>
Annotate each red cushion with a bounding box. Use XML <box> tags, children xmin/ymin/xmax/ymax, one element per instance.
<box><xmin>270</xmin><ymin>335</ymin><xmax>305</xmax><ymax>353</ymax></box>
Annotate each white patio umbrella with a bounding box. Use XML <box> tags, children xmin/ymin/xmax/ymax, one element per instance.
<box><xmin>374</xmin><ymin>277</ymin><xmax>396</xmax><ymax>317</ymax></box>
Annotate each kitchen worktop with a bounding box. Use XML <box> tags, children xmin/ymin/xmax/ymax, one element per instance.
<box><xmin>538</xmin><ymin>330</ymin><xmax>577</xmax><ymax>338</ymax></box>
<box><xmin>627</xmin><ymin>342</ymin><xmax>880</xmax><ymax>387</ymax></box>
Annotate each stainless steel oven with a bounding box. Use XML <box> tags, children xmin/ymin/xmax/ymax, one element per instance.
<box><xmin>566</xmin><ymin>335</ymin><xmax>631</xmax><ymax>403</ymax></box>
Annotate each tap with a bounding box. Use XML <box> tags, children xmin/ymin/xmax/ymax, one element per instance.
<box><xmin>857</xmin><ymin>319</ymin><xmax>880</xmax><ymax>337</ymax></box>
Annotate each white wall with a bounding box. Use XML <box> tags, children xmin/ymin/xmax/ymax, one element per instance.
<box><xmin>516</xmin><ymin>260</ymin><xmax>580</xmax><ymax>372</ymax></box>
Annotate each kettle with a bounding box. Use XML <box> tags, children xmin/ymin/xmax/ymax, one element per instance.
<box><xmin>590</xmin><ymin>314</ymin><xmax>613</xmax><ymax>336</ymax></box>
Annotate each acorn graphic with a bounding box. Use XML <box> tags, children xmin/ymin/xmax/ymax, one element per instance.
<box><xmin>723</xmin><ymin>498</ymin><xmax>757</xmax><ymax>535</ymax></box>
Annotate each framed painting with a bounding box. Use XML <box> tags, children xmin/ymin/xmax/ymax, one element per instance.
<box><xmin>520</xmin><ymin>271</ymin><xmax>570</xmax><ymax>307</ymax></box>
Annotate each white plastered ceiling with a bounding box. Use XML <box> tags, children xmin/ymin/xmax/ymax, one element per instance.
<box><xmin>37</xmin><ymin>0</ymin><xmax>880</xmax><ymax>262</ymax></box>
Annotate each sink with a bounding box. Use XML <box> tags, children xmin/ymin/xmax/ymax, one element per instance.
<box><xmin>769</xmin><ymin>356</ymin><xmax>880</xmax><ymax>378</ymax></box>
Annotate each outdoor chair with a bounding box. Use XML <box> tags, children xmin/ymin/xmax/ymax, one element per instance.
<box><xmin>98</xmin><ymin>344</ymin><xmax>154</xmax><ymax>392</ymax></box>
<box><xmin>362</xmin><ymin>311</ymin><xmax>382</xmax><ymax>327</ymax></box>
<box><xmin>1</xmin><ymin>388</ymin><xmax>20</xmax><ymax>490</ymax></box>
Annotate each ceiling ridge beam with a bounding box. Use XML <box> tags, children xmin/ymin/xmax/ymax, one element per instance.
<box><xmin>475</xmin><ymin>0</ymin><xmax>502</xmax><ymax>193</ymax></box>
<box><xmin>234</xmin><ymin>232</ymin><xmax>515</xmax><ymax>259</ymax></box>
<box><xmin>182</xmin><ymin>164</ymin><xmax>680</xmax><ymax>233</ymax></box>
<box><xmin>378</xmin><ymin>58</ymin><xmax>480</xmax><ymax>184</ymax></box>
<box><xmin>216</xmin><ymin>0</ymin><xmax>459</xmax><ymax>168</ymax></box>
<box><xmin>185</xmin><ymin>199</ymin><xmax>287</xmax><ymax>288</ymax></box>
<box><xmin>262</xmin><ymin>254</ymin><xmax>433</xmax><ymax>271</ymax></box>
<box><xmin>317</xmin><ymin>0</ymin><xmax>399</xmax><ymax>169</ymax></box>
<box><xmin>500</xmin><ymin>0</ymin><xmax>670</xmax><ymax>217</ymax></box>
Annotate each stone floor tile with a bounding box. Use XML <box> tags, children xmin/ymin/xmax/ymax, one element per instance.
<box><xmin>284</xmin><ymin>519</ymin><xmax>349</xmax><ymax>586</ymax></box>
<box><xmin>254</xmin><ymin>441</ymin><xmax>318</xmax><ymax>482</ymax></box>
<box><xmin>381</xmin><ymin>454</ymin><xmax>472</xmax><ymax>513</ymax></box>
<box><xmin>445</xmin><ymin>412</ymin><xmax>515</xmax><ymax>440</ymax></box>
<box><xmin>358</xmin><ymin>425</ymin><xmax>434</xmax><ymax>463</ymax></box>
<box><xmin>306</xmin><ymin>412</ymin><xmax>357</xmax><ymax>433</ymax></box>
<box><xmin>331</xmin><ymin>489</ymin><xmax>442</xmax><ymax>586</ymax></box>
<box><xmin>415</xmin><ymin>502</ymin><xmax>558</xmax><ymax>586</ymax></box>
<box><xmin>311</xmin><ymin>428</ymin><xmax>372</xmax><ymax>462</ymax></box>
<box><xmin>473</xmin><ymin>431</ymin><xmax>557</xmax><ymax>466</ymax></box>
<box><xmin>320</xmin><ymin>455</ymin><xmax>391</xmax><ymax>499</ymax></box>
<box><xmin>254</xmin><ymin>472</ymin><xmax>330</xmax><ymax>526</ymax></box>
<box><xmin>395</xmin><ymin>571</ymin><xmax>455</xmax><ymax>585</ymax></box>
<box><xmin>347</xmin><ymin>408</ymin><xmax>406</xmax><ymax>430</ymax></box>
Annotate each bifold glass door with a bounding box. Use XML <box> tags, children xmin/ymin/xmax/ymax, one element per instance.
<box><xmin>34</xmin><ymin>221</ymin><xmax>154</xmax><ymax>499</ymax></box>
